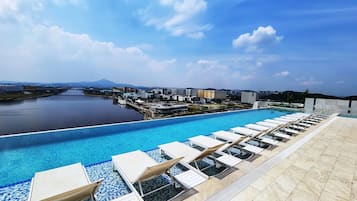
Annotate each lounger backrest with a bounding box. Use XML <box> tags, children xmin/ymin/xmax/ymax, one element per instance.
<box><xmin>231</xmin><ymin>136</ymin><xmax>248</xmax><ymax>146</ymax></box>
<box><xmin>41</xmin><ymin>179</ymin><xmax>103</xmax><ymax>201</ymax></box>
<box><xmin>195</xmin><ymin>144</ymin><xmax>225</xmax><ymax>161</ymax></box>
<box><xmin>138</xmin><ymin>157</ymin><xmax>184</xmax><ymax>182</ymax></box>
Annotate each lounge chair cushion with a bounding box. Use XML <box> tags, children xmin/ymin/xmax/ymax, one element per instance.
<box><xmin>112</xmin><ymin>150</ymin><xmax>157</xmax><ymax>183</ymax></box>
<box><xmin>29</xmin><ymin>163</ymin><xmax>93</xmax><ymax>201</ymax></box>
<box><xmin>159</xmin><ymin>142</ymin><xmax>202</xmax><ymax>164</ymax></box>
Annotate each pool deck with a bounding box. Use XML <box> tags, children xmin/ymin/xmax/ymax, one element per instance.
<box><xmin>183</xmin><ymin>116</ymin><xmax>357</xmax><ymax>201</ymax></box>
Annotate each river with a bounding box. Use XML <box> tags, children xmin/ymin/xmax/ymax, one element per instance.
<box><xmin>0</xmin><ymin>89</ymin><xmax>143</xmax><ymax>135</ymax></box>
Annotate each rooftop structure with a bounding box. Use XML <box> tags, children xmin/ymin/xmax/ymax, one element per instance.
<box><xmin>150</xmin><ymin>103</ymin><xmax>188</xmax><ymax>114</ymax></box>
<box><xmin>241</xmin><ymin>91</ymin><xmax>258</xmax><ymax>104</ymax></box>
<box><xmin>198</xmin><ymin>89</ymin><xmax>227</xmax><ymax>100</ymax></box>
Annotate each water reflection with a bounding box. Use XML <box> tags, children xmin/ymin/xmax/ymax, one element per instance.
<box><xmin>0</xmin><ymin>89</ymin><xmax>143</xmax><ymax>135</ymax></box>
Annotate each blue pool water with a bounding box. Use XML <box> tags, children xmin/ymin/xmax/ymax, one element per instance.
<box><xmin>0</xmin><ymin>109</ymin><xmax>291</xmax><ymax>187</ymax></box>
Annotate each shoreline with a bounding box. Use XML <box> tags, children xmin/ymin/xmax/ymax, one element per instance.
<box><xmin>0</xmin><ymin>93</ymin><xmax>59</xmax><ymax>102</ymax></box>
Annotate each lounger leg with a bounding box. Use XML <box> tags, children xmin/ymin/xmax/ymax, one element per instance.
<box><xmin>194</xmin><ymin>161</ymin><xmax>199</xmax><ymax>169</ymax></box>
<box><xmin>138</xmin><ymin>181</ymin><xmax>144</xmax><ymax>196</ymax></box>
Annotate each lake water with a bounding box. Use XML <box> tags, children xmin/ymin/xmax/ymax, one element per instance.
<box><xmin>0</xmin><ymin>89</ymin><xmax>143</xmax><ymax>135</ymax></box>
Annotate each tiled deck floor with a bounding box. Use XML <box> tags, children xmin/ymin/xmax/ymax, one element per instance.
<box><xmin>232</xmin><ymin>116</ymin><xmax>357</xmax><ymax>201</ymax></box>
<box><xmin>185</xmin><ymin>116</ymin><xmax>357</xmax><ymax>201</ymax></box>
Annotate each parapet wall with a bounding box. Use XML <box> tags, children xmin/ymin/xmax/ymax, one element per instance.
<box><xmin>304</xmin><ymin>98</ymin><xmax>356</xmax><ymax>115</ymax></box>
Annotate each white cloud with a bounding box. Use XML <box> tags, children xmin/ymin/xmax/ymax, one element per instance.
<box><xmin>275</xmin><ymin>71</ymin><xmax>290</xmax><ymax>77</ymax></box>
<box><xmin>52</xmin><ymin>0</ymin><xmax>86</xmax><ymax>7</ymax></box>
<box><xmin>232</xmin><ymin>25</ymin><xmax>283</xmax><ymax>51</ymax></box>
<box><xmin>139</xmin><ymin>0</ymin><xmax>212</xmax><ymax>39</ymax></box>
<box><xmin>183</xmin><ymin>59</ymin><xmax>254</xmax><ymax>88</ymax></box>
<box><xmin>0</xmin><ymin>24</ymin><xmax>179</xmax><ymax>85</ymax></box>
<box><xmin>299</xmin><ymin>78</ymin><xmax>323</xmax><ymax>86</ymax></box>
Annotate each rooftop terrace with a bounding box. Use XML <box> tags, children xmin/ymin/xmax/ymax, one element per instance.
<box><xmin>184</xmin><ymin>116</ymin><xmax>357</xmax><ymax>201</ymax></box>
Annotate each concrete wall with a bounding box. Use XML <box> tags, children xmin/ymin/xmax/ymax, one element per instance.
<box><xmin>241</xmin><ymin>91</ymin><xmax>257</xmax><ymax>104</ymax></box>
<box><xmin>351</xmin><ymin>101</ymin><xmax>357</xmax><ymax>115</ymax></box>
<box><xmin>214</xmin><ymin>90</ymin><xmax>227</xmax><ymax>99</ymax></box>
<box><xmin>304</xmin><ymin>98</ymin><xmax>357</xmax><ymax>115</ymax></box>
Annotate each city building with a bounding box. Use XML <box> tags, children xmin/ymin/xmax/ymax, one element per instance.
<box><xmin>241</xmin><ymin>91</ymin><xmax>258</xmax><ymax>104</ymax></box>
<box><xmin>150</xmin><ymin>103</ymin><xmax>188</xmax><ymax>114</ymax></box>
<box><xmin>0</xmin><ymin>85</ymin><xmax>24</xmax><ymax>94</ymax></box>
<box><xmin>198</xmin><ymin>89</ymin><xmax>227</xmax><ymax>100</ymax></box>
<box><xmin>185</xmin><ymin>88</ymin><xmax>199</xmax><ymax>97</ymax></box>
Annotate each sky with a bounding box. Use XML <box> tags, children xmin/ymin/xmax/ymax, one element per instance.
<box><xmin>0</xmin><ymin>0</ymin><xmax>356</xmax><ymax>96</ymax></box>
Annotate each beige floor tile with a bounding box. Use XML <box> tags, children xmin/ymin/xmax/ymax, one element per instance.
<box><xmin>250</xmin><ymin>175</ymin><xmax>273</xmax><ymax>191</ymax></box>
<box><xmin>230</xmin><ymin>186</ymin><xmax>260</xmax><ymax>201</ymax></box>
<box><xmin>285</xmin><ymin>182</ymin><xmax>319</xmax><ymax>201</ymax></box>
<box><xmin>275</xmin><ymin>173</ymin><xmax>298</xmax><ymax>195</ymax></box>
<box><xmin>284</xmin><ymin>165</ymin><xmax>307</xmax><ymax>183</ymax></box>
<box><xmin>319</xmin><ymin>190</ymin><xmax>348</xmax><ymax>201</ymax></box>
<box><xmin>323</xmin><ymin>178</ymin><xmax>351</xmax><ymax>201</ymax></box>
<box><xmin>303</xmin><ymin>168</ymin><xmax>330</xmax><ymax>196</ymax></box>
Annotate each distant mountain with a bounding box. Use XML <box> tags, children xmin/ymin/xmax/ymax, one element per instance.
<box><xmin>0</xmin><ymin>79</ymin><xmax>143</xmax><ymax>89</ymax></box>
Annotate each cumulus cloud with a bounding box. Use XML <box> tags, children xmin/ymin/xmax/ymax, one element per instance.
<box><xmin>232</xmin><ymin>25</ymin><xmax>283</xmax><ymax>51</ymax></box>
<box><xmin>138</xmin><ymin>0</ymin><xmax>212</xmax><ymax>39</ymax></box>
<box><xmin>0</xmin><ymin>24</ymin><xmax>179</xmax><ymax>85</ymax></box>
<box><xmin>299</xmin><ymin>78</ymin><xmax>323</xmax><ymax>86</ymax></box>
<box><xmin>184</xmin><ymin>59</ymin><xmax>255</xmax><ymax>88</ymax></box>
<box><xmin>52</xmin><ymin>0</ymin><xmax>86</xmax><ymax>6</ymax></box>
<box><xmin>275</xmin><ymin>71</ymin><xmax>290</xmax><ymax>77</ymax></box>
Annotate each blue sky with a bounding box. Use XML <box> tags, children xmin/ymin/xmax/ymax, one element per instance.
<box><xmin>0</xmin><ymin>0</ymin><xmax>356</xmax><ymax>96</ymax></box>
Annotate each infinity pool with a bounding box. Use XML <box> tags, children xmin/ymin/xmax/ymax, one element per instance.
<box><xmin>0</xmin><ymin>109</ymin><xmax>291</xmax><ymax>187</ymax></box>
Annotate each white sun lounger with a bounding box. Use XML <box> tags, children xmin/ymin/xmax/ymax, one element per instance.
<box><xmin>265</xmin><ymin>119</ymin><xmax>286</xmax><ymax>125</ymax></box>
<box><xmin>188</xmin><ymin>135</ymin><xmax>242</xmax><ymax>167</ymax></box>
<box><xmin>256</xmin><ymin>121</ymin><xmax>280</xmax><ymax>128</ymax></box>
<box><xmin>281</xmin><ymin>116</ymin><xmax>300</xmax><ymax>121</ymax></box>
<box><xmin>28</xmin><ymin>163</ymin><xmax>103</xmax><ymax>201</ymax></box>
<box><xmin>272</xmin><ymin>132</ymin><xmax>291</xmax><ymax>139</ymax></box>
<box><xmin>303</xmin><ymin>120</ymin><xmax>318</xmax><ymax>125</ymax></box>
<box><xmin>289</xmin><ymin>125</ymin><xmax>305</xmax><ymax>131</ymax></box>
<box><xmin>259</xmin><ymin>137</ymin><xmax>279</xmax><ymax>145</ymax></box>
<box><xmin>274</xmin><ymin>117</ymin><xmax>293</xmax><ymax>123</ymax></box>
<box><xmin>212</xmin><ymin>131</ymin><xmax>245</xmax><ymax>142</ymax></box>
<box><xmin>281</xmin><ymin>128</ymin><xmax>299</xmax><ymax>135</ymax></box>
<box><xmin>240</xmin><ymin>142</ymin><xmax>264</xmax><ymax>154</ymax></box>
<box><xmin>231</xmin><ymin>127</ymin><xmax>260</xmax><ymax>136</ymax></box>
<box><xmin>296</xmin><ymin>122</ymin><xmax>311</xmax><ymax>127</ymax></box>
<box><xmin>159</xmin><ymin>141</ymin><xmax>225</xmax><ymax>170</ymax></box>
<box><xmin>212</xmin><ymin>131</ymin><xmax>263</xmax><ymax>154</ymax></box>
<box><xmin>112</xmin><ymin>150</ymin><xmax>184</xmax><ymax>197</ymax></box>
<box><xmin>245</xmin><ymin>124</ymin><xmax>270</xmax><ymax>132</ymax></box>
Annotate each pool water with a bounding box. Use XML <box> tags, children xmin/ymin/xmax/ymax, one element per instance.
<box><xmin>0</xmin><ymin>109</ymin><xmax>291</xmax><ymax>187</ymax></box>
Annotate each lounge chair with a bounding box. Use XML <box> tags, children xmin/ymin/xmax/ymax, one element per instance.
<box><xmin>288</xmin><ymin>124</ymin><xmax>305</xmax><ymax>131</ymax></box>
<box><xmin>245</xmin><ymin>124</ymin><xmax>270</xmax><ymax>132</ymax></box>
<box><xmin>188</xmin><ymin>135</ymin><xmax>243</xmax><ymax>167</ymax></box>
<box><xmin>159</xmin><ymin>141</ymin><xmax>225</xmax><ymax>170</ymax></box>
<box><xmin>256</xmin><ymin>121</ymin><xmax>280</xmax><ymax>129</ymax></box>
<box><xmin>272</xmin><ymin>131</ymin><xmax>291</xmax><ymax>139</ymax></box>
<box><xmin>28</xmin><ymin>163</ymin><xmax>103</xmax><ymax>201</ymax></box>
<box><xmin>296</xmin><ymin>122</ymin><xmax>311</xmax><ymax>127</ymax></box>
<box><xmin>231</xmin><ymin>126</ymin><xmax>260</xmax><ymax>136</ymax></box>
<box><xmin>212</xmin><ymin>131</ymin><xmax>264</xmax><ymax>154</ymax></box>
<box><xmin>281</xmin><ymin>128</ymin><xmax>300</xmax><ymax>135</ymax></box>
<box><xmin>265</xmin><ymin>119</ymin><xmax>286</xmax><ymax>125</ymax></box>
<box><xmin>112</xmin><ymin>150</ymin><xmax>183</xmax><ymax>197</ymax></box>
<box><xmin>302</xmin><ymin>120</ymin><xmax>318</xmax><ymax>125</ymax></box>
<box><xmin>274</xmin><ymin>117</ymin><xmax>292</xmax><ymax>123</ymax></box>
